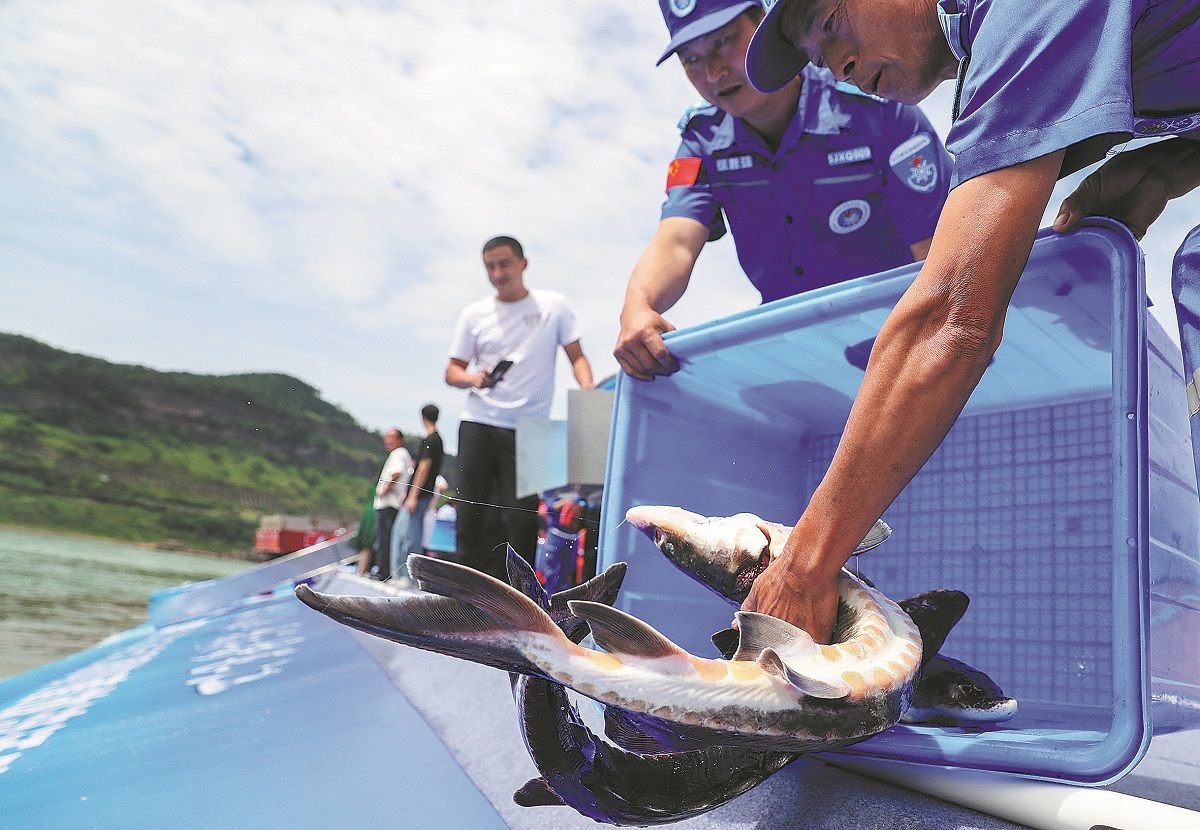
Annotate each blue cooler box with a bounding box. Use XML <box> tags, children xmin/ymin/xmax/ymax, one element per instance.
<box><xmin>599</xmin><ymin>220</ymin><xmax>1200</xmax><ymax>785</ymax></box>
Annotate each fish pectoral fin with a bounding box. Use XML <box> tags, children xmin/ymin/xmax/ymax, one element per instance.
<box><xmin>513</xmin><ymin>778</ymin><xmax>566</xmax><ymax>808</ymax></box>
<box><xmin>852</xmin><ymin>519</ymin><xmax>892</xmax><ymax>555</ymax></box>
<box><xmin>408</xmin><ymin>555</ymin><xmax>561</xmax><ymax>638</ymax></box>
<box><xmin>567</xmin><ymin>600</ymin><xmax>687</xmax><ymax>659</ymax></box>
<box><xmin>757</xmin><ymin>648</ymin><xmax>851</xmax><ymax>699</ymax></box>
<box><xmin>731</xmin><ymin>611</ymin><xmax>818</xmax><ymax>661</ymax></box>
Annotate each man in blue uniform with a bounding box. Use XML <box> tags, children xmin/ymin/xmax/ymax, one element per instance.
<box><xmin>614</xmin><ymin>0</ymin><xmax>952</xmax><ymax>380</ymax></box>
<box><xmin>739</xmin><ymin>0</ymin><xmax>1200</xmax><ymax>641</ymax></box>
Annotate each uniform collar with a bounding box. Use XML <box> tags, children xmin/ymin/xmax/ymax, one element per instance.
<box><xmin>937</xmin><ymin>0</ymin><xmax>969</xmax><ymax>62</ymax></box>
<box><xmin>728</xmin><ymin>65</ymin><xmax>850</xmax><ymax>153</ymax></box>
<box><xmin>795</xmin><ymin>65</ymin><xmax>853</xmax><ymax>136</ymax></box>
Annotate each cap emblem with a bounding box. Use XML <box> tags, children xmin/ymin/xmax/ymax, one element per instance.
<box><xmin>670</xmin><ymin>0</ymin><xmax>698</xmax><ymax>18</ymax></box>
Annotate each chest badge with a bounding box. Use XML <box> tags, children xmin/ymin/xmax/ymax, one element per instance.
<box><xmin>715</xmin><ymin>154</ymin><xmax>755</xmax><ymax>173</ymax></box>
<box><xmin>889</xmin><ymin>132</ymin><xmax>938</xmax><ymax>193</ymax></box>
<box><xmin>829</xmin><ymin>199</ymin><xmax>871</xmax><ymax>234</ymax></box>
<box><xmin>827</xmin><ymin>146</ymin><xmax>872</xmax><ymax>167</ymax></box>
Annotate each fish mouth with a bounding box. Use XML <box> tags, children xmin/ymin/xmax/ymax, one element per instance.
<box><xmin>733</xmin><ymin>552</ymin><xmax>772</xmax><ymax>595</ymax></box>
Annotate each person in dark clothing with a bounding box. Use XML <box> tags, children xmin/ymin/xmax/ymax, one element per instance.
<box><xmin>399</xmin><ymin>403</ymin><xmax>445</xmax><ymax>572</ymax></box>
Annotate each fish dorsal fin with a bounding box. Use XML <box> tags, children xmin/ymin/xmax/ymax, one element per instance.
<box><xmin>566</xmin><ymin>600</ymin><xmax>687</xmax><ymax>659</ymax></box>
<box><xmin>853</xmin><ymin>519</ymin><xmax>892</xmax><ymax>555</ymax></box>
<box><xmin>757</xmin><ymin>648</ymin><xmax>851</xmax><ymax>699</ymax></box>
<box><xmin>711</xmin><ymin>628</ymin><xmax>740</xmax><ymax>660</ymax></box>
<box><xmin>551</xmin><ymin>562</ymin><xmax>626</xmax><ymax>612</ymax></box>
<box><xmin>897</xmin><ymin>589</ymin><xmax>969</xmax><ymax>667</ymax></box>
<box><xmin>547</xmin><ymin>562</ymin><xmax>628</xmax><ymax>644</ymax></box>
<box><xmin>408</xmin><ymin>555</ymin><xmax>560</xmax><ymax>638</ymax></box>
<box><xmin>513</xmin><ymin>777</ymin><xmax>566</xmax><ymax>807</ymax></box>
<box><xmin>731</xmin><ymin>611</ymin><xmax>819</xmax><ymax>662</ymax></box>
<box><xmin>504</xmin><ymin>546</ymin><xmax>551</xmax><ymax>611</ymax></box>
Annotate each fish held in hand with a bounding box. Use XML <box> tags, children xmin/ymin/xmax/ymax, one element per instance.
<box><xmin>296</xmin><ymin>553</ymin><xmax>923</xmax><ymax>753</ymax></box>
<box><xmin>625</xmin><ymin>506</ymin><xmax>891</xmax><ymax>603</ymax></box>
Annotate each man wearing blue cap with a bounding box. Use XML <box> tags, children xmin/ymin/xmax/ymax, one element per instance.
<box><xmin>739</xmin><ymin>0</ymin><xmax>1200</xmax><ymax>642</ymax></box>
<box><xmin>614</xmin><ymin>0</ymin><xmax>952</xmax><ymax>380</ymax></box>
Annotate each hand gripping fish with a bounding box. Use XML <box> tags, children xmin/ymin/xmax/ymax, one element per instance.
<box><xmin>499</xmin><ymin>548</ymin><xmax>798</xmax><ymax>825</ymax></box>
<box><xmin>624</xmin><ymin>506</ymin><xmax>892</xmax><ymax>604</ymax></box>
<box><xmin>625</xmin><ymin>506</ymin><xmax>1018</xmax><ymax>725</ymax></box>
<box><xmin>295</xmin><ymin>551</ymin><xmax>923</xmax><ymax>754</ymax></box>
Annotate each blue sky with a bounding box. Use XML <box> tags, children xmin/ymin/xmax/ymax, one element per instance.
<box><xmin>2</xmin><ymin>1</ymin><xmax>1197</xmax><ymax>453</ymax></box>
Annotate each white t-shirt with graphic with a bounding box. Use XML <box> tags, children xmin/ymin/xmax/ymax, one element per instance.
<box><xmin>449</xmin><ymin>289</ymin><xmax>583</xmax><ymax>429</ymax></box>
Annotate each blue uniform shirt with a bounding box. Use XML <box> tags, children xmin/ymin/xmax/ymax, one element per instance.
<box><xmin>661</xmin><ymin>65</ymin><xmax>952</xmax><ymax>304</ymax></box>
<box><xmin>942</xmin><ymin>0</ymin><xmax>1200</xmax><ymax>187</ymax></box>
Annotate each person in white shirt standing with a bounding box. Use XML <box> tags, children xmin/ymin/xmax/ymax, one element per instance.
<box><xmin>371</xmin><ymin>427</ymin><xmax>412</xmax><ymax>581</ymax></box>
<box><xmin>445</xmin><ymin>235</ymin><xmax>595</xmax><ymax>579</ymax></box>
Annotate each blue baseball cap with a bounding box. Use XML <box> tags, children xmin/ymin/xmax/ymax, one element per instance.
<box><xmin>656</xmin><ymin>0</ymin><xmax>760</xmax><ymax>66</ymax></box>
<box><xmin>746</xmin><ymin>0</ymin><xmax>810</xmax><ymax>91</ymax></box>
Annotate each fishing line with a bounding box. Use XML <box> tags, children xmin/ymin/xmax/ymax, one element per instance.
<box><xmin>374</xmin><ymin>476</ymin><xmax>603</xmax><ymax>529</ymax></box>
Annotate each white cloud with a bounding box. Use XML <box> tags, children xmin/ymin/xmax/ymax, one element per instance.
<box><xmin>0</xmin><ymin>1</ymin><xmax>1195</xmax><ymax>456</ymax></box>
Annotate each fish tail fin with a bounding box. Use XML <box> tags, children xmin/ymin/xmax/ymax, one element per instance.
<box><xmin>294</xmin><ymin>580</ymin><xmax>557</xmax><ymax>677</ymax></box>
<box><xmin>408</xmin><ymin>555</ymin><xmax>563</xmax><ymax>640</ymax></box>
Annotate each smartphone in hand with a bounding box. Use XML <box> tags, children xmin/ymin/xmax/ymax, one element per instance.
<box><xmin>490</xmin><ymin>359</ymin><xmax>514</xmax><ymax>383</ymax></box>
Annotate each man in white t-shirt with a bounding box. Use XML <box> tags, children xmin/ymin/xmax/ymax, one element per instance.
<box><xmin>445</xmin><ymin>235</ymin><xmax>595</xmax><ymax>578</ymax></box>
<box><xmin>371</xmin><ymin>427</ymin><xmax>412</xmax><ymax>580</ymax></box>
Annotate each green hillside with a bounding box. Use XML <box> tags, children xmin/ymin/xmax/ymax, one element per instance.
<box><xmin>0</xmin><ymin>333</ymin><xmax>418</xmax><ymax>553</ymax></box>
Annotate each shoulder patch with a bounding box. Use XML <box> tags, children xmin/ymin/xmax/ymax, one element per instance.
<box><xmin>665</xmin><ymin>157</ymin><xmax>702</xmax><ymax>191</ymax></box>
<box><xmin>677</xmin><ymin>101</ymin><xmax>720</xmax><ymax>132</ymax></box>
<box><xmin>889</xmin><ymin>132</ymin><xmax>939</xmax><ymax>193</ymax></box>
<box><xmin>834</xmin><ymin>81</ymin><xmax>886</xmax><ymax>103</ymax></box>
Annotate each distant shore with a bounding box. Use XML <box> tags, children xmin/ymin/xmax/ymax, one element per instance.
<box><xmin>0</xmin><ymin>522</ymin><xmax>255</xmax><ymax>561</ymax></box>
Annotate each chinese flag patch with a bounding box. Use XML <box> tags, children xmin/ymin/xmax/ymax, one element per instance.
<box><xmin>665</xmin><ymin>157</ymin><xmax>702</xmax><ymax>191</ymax></box>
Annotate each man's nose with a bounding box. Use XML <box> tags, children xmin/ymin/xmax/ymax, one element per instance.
<box><xmin>703</xmin><ymin>53</ymin><xmax>727</xmax><ymax>84</ymax></box>
<box><xmin>822</xmin><ymin>40</ymin><xmax>856</xmax><ymax>83</ymax></box>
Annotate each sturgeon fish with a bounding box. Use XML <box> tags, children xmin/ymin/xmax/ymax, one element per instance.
<box><xmin>499</xmin><ymin>548</ymin><xmax>798</xmax><ymax>825</ymax></box>
<box><xmin>626</xmin><ymin>505</ymin><xmax>1018</xmax><ymax>725</ymax></box>
<box><xmin>625</xmin><ymin>505</ymin><xmax>891</xmax><ymax>604</ymax></box>
<box><xmin>296</xmin><ymin>553</ymin><xmax>924</xmax><ymax>753</ymax></box>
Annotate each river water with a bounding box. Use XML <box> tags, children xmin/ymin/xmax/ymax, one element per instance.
<box><xmin>0</xmin><ymin>526</ymin><xmax>250</xmax><ymax>680</ymax></box>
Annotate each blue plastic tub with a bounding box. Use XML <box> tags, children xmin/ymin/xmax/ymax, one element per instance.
<box><xmin>599</xmin><ymin>220</ymin><xmax>1200</xmax><ymax>785</ymax></box>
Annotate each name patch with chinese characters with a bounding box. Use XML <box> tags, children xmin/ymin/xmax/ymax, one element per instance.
<box><xmin>715</xmin><ymin>154</ymin><xmax>755</xmax><ymax>173</ymax></box>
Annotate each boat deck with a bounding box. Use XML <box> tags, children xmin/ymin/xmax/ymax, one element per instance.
<box><xmin>0</xmin><ymin>564</ymin><xmax>1195</xmax><ymax>829</ymax></box>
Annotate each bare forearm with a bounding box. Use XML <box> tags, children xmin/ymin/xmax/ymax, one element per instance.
<box><xmin>622</xmin><ymin>218</ymin><xmax>707</xmax><ymax>316</ymax></box>
<box><xmin>572</xmin><ymin>356</ymin><xmax>594</xmax><ymax>389</ymax></box>
<box><xmin>624</xmin><ymin>249</ymin><xmax>693</xmax><ymax>315</ymax></box>
<box><xmin>782</xmin><ymin>152</ymin><xmax>1065</xmax><ymax>581</ymax></box>
<box><xmin>446</xmin><ymin>361</ymin><xmax>486</xmax><ymax>389</ymax></box>
<box><xmin>445</xmin><ymin>363</ymin><xmax>474</xmax><ymax>388</ymax></box>
<box><xmin>410</xmin><ymin>459</ymin><xmax>432</xmax><ymax>494</ymax></box>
